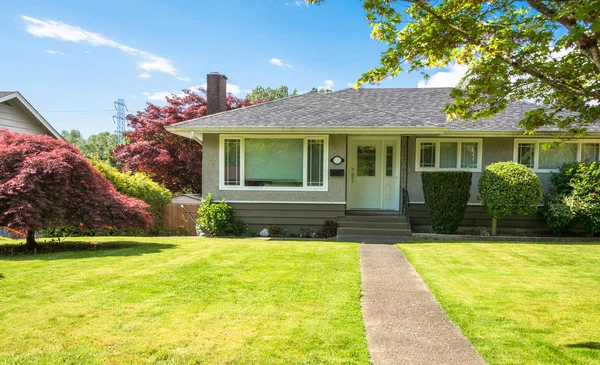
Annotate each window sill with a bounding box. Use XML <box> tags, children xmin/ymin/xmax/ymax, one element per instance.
<box><xmin>219</xmin><ymin>186</ymin><xmax>328</xmax><ymax>192</ymax></box>
<box><xmin>414</xmin><ymin>167</ymin><xmax>482</xmax><ymax>173</ymax></box>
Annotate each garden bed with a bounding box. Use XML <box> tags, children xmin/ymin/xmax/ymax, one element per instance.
<box><xmin>411</xmin><ymin>232</ymin><xmax>600</xmax><ymax>243</ymax></box>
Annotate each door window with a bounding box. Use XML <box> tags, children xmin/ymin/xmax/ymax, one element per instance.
<box><xmin>357</xmin><ymin>146</ymin><xmax>376</xmax><ymax>176</ymax></box>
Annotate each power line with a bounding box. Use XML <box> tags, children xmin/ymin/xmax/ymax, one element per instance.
<box><xmin>42</xmin><ymin>109</ymin><xmax>114</xmax><ymax>113</ymax></box>
<box><xmin>50</xmin><ymin>111</ymin><xmax>114</xmax><ymax>124</ymax></box>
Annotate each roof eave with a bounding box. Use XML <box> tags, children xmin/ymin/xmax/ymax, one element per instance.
<box><xmin>166</xmin><ymin>126</ymin><xmax>452</xmax><ymax>140</ymax></box>
<box><xmin>0</xmin><ymin>92</ymin><xmax>64</xmax><ymax>140</ymax></box>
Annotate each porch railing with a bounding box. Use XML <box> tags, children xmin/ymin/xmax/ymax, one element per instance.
<box><xmin>401</xmin><ymin>188</ymin><xmax>410</xmax><ymax>220</ymax></box>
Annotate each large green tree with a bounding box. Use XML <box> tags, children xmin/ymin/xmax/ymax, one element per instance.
<box><xmin>61</xmin><ymin>129</ymin><xmax>119</xmax><ymax>162</ymax></box>
<box><xmin>245</xmin><ymin>86</ymin><xmax>298</xmax><ymax>103</ymax></box>
<box><xmin>309</xmin><ymin>0</ymin><xmax>600</xmax><ymax>137</ymax></box>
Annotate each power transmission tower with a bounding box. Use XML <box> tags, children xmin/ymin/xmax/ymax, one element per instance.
<box><xmin>113</xmin><ymin>99</ymin><xmax>127</xmax><ymax>145</ymax></box>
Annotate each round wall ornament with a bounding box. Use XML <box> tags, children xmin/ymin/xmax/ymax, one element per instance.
<box><xmin>330</xmin><ymin>156</ymin><xmax>345</xmax><ymax>165</ymax></box>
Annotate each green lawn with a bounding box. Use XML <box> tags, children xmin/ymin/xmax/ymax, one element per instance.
<box><xmin>0</xmin><ymin>237</ymin><xmax>369</xmax><ymax>365</ymax></box>
<box><xmin>397</xmin><ymin>242</ymin><xmax>600</xmax><ymax>365</ymax></box>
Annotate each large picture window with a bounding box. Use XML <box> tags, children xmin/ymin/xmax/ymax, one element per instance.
<box><xmin>415</xmin><ymin>138</ymin><xmax>483</xmax><ymax>172</ymax></box>
<box><xmin>220</xmin><ymin>135</ymin><xmax>328</xmax><ymax>190</ymax></box>
<box><xmin>514</xmin><ymin>139</ymin><xmax>600</xmax><ymax>172</ymax></box>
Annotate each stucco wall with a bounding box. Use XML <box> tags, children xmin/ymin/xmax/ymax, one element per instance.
<box><xmin>202</xmin><ymin>133</ymin><xmax>347</xmax><ymax>202</ymax></box>
<box><xmin>407</xmin><ymin>136</ymin><xmax>553</xmax><ymax>203</ymax></box>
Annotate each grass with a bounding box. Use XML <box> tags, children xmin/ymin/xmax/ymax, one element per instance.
<box><xmin>0</xmin><ymin>237</ymin><xmax>369</xmax><ymax>365</ymax></box>
<box><xmin>397</xmin><ymin>242</ymin><xmax>600</xmax><ymax>365</ymax></box>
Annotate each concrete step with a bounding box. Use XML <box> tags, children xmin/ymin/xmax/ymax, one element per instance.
<box><xmin>338</xmin><ymin>221</ymin><xmax>410</xmax><ymax>230</ymax></box>
<box><xmin>336</xmin><ymin>236</ymin><xmax>411</xmax><ymax>244</ymax></box>
<box><xmin>338</xmin><ymin>215</ymin><xmax>407</xmax><ymax>223</ymax></box>
<box><xmin>337</xmin><ymin>227</ymin><xmax>412</xmax><ymax>237</ymax></box>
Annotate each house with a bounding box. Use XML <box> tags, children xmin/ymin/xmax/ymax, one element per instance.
<box><xmin>0</xmin><ymin>91</ymin><xmax>63</xmax><ymax>139</ymax></box>
<box><xmin>166</xmin><ymin>73</ymin><xmax>600</xmax><ymax>236</ymax></box>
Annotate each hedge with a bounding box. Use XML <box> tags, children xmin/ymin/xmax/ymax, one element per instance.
<box><xmin>92</xmin><ymin>160</ymin><xmax>172</xmax><ymax>233</ymax></box>
<box><xmin>422</xmin><ymin>171</ymin><xmax>472</xmax><ymax>234</ymax></box>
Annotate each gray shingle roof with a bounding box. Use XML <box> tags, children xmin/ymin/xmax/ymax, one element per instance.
<box><xmin>0</xmin><ymin>92</ymin><xmax>15</xmax><ymax>99</ymax></box>
<box><xmin>167</xmin><ymin>88</ymin><xmax>599</xmax><ymax>133</ymax></box>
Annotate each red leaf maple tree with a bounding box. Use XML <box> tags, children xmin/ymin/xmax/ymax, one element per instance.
<box><xmin>113</xmin><ymin>89</ymin><xmax>252</xmax><ymax>193</ymax></box>
<box><xmin>0</xmin><ymin>130</ymin><xmax>153</xmax><ymax>248</ymax></box>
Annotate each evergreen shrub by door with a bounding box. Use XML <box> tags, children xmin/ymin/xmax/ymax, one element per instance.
<box><xmin>422</xmin><ymin>171</ymin><xmax>472</xmax><ymax>234</ymax></box>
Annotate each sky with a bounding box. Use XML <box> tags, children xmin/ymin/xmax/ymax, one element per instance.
<box><xmin>0</xmin><ymin>0</ymin><xmax>465</xmax><ymax>137</ymax></box>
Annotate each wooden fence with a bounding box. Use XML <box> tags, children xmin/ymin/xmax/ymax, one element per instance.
<box><xmin>163</xmin><ymin>203</ymin><xmax>201</xmax><ymax>235</ymax></box>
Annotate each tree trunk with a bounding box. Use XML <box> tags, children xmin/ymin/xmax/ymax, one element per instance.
<box><xmin>25</xmin><ymin>230</ymin><xmax>38</xmax><ymax>249</ymax></box>
<box><xmin>491</xmin><ymin>217</ymin><xmax>497</xmax><ymax>236</ymax></box>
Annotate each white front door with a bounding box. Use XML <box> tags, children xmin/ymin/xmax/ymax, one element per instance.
<box><xmin>348</xmin><ymin>137</ymin><xmax>400</xmax><ymax>210</ymax></box>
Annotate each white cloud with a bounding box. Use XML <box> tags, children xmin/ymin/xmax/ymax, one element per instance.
<box><xmin>347</xmin><ymin>82</ymin><xmax>354</xmax><ymax>88</ymax></box>
<box><xmin>417</xmin><ymin>63</ymin><xmax>468</xmax><ymax>88</ymax></box>
<box><xmin>142</xmin><ymin>91</ymin><xmax>171</xmax><ymax>101</ymax></box>
<box><xmin>268</xmin><ymin>58</ymin><xmax>293</xmax><ymax>68</ymax></box>
<box><xmin>318</xmin><ymin>79</ymin><xmax>335</xmax><ymax>91</ymax></box>
<box><xmin>44</xmin><ymin>49</ymin><xmax>70</xmax><ymax>56</ymax></box>
<box><xmin>285</xmin><ymin>1</ymin><xmax>308</xmax><ymax>6</ymax></box>
<box><xmin>138</xmin><ymin>73</ymin><xmax>152</xmax><ymax>79</ymax></box>
<box><xmin>22</xmin><ymin>15</ymin><xmax>190</xmax><ymax>81</ymax></box>
<box><xmin>143</xmin><ymin>83</ymin><xmax>246</xmax><ymax>101</ymax></box>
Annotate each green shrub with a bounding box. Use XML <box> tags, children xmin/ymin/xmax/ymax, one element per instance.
<box><xmin>421</xmin><ymin>171</ymin><xmax>472</xmax><ymax>234</ymax></box>
<box><xmin>41</xmin><ymin>226</ymin><xmax>96</xmax><ymax>238</ymax></box>
<box><xmin>196</xmin><ymin>194</ymin><xmax>246</xmax><ymax>236</ymax></box>
<box><xmin>92</xmin><ymin>160</ymin><xmax>172</xmax><ymax>233</ymax></box>
<box><xmin>543</xmin><ymin>162</ymin><xmax>600</xmax><ymax>235</ymax></box>
<box><xmin>543</xmin><ymin>195</ymin><xmax>576</xmax><ymax>235</ymax></box>
<box><xmin>269</xmin><ymin>225</ymin><xmax>283</xmax><ymax>237</ymax></box>
<box><xmin>479</xmin><ymin>161</ymin><xmax>542</xmax><ymax>219</ymax></box>
<box><xmin>318</xmin><ymin>220</ymin><xmax>338</xmax><ymax>238</ymax></box>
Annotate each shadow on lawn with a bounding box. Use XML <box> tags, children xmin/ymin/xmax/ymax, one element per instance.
<box><xmin>566</xmin><ymin>342</ymin><xmax>600</xmax><ymax>350</ymax></box>
<box><xmin>0</xmin><ymin>241</ymin><xmax>176</xmax><ymax>260</ymax></box>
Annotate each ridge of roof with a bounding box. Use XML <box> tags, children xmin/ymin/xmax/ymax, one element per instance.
<box><xmin>168</xmin><ymin>90</ymin><xmax>326</xmax><ymax>128</ymax></box>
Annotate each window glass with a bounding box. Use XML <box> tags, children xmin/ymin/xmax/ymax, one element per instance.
<box><xmin>223</xmin><ymin>139</ymin><xmax>240</xmax><ymax>186</ymax></box>
<box><xmin>357</xmin><ymin>146</ymin><xmax>376</xmax><ymax>176</ymax></box>
<box><xmin>518</xmin><ymin>143</ymin><xmax>536</xmax><ymax>168</ymax></box>
<box><xmin>440</xmin><ymin>142</ymin><xmax>458</xmax><ymax>168</ymax></box>
<box><xmin>582</xmin><ymin>143</ymin><xmax>600</xmax><ymax>162</ymax></box>
<box><xmin>420</xmin><ymin>142</ymin><xmax>436</xmax><ymax>168</ymax></box>
<box><xmin>461</xmin><ymin>142</ymin><xmax>478</xmax><ymax>169</ymax></box>
<box><xmin>539</xmin><ymin>143</ymin><xmax>578</xmax><ymax>170</ymax></box>
<box><xmin>245</xmin><ymin>139</ymin><xmax>303</xmax><ymax>186</ymax></box>
<box><xmin>307</xmin><ymin>139</ymin><xmax>324</xmax><ymax>187</ymax></box>
<box><xmin>386</xmin><ymin>146</ymin><xmax>393</xmax><ymax>176</ymax></box>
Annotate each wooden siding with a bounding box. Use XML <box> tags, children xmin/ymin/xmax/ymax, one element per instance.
<box><xmin>163</xmin><ymin>202</ymin><xmax>346</xmax><ymax>234</ymax></box>
<box><xmin>230</xmin><ymin>203</ymin><xmax>346</xmax><ymax>233</ymax></box>
<box><xmin>409</xmin><ymin>203</ymin><xmax>547</xmax><ymax>231</ymax></box>
<box><xmin>0</xmin><ymin>102</ymin><xmax>48</xmax><ymax>135</ymax></box>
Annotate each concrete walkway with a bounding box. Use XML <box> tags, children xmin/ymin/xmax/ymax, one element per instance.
<box><xmin>360</xmin><ymin>244</ymin><xmax>486</xmax><ymax>365</ymax></box>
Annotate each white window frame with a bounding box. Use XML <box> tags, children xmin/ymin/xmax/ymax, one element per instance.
<box><xmin>513</xmin><ymin>139</ymin><xmax>600</xmax><ymax>172</ymax></box>
<box><xmin>415</xmin><ymin>138</ymin><xmax>483</xmax><ymax>172</ymax></box>
<box><xmin>219</xmin><ymin>134</ymin><xmax>329</xmax><ymax>191</ymax></box>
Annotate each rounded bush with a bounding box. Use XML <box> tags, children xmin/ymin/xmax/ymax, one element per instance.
<box><xmin>196</xmin><ymin>194</ymin><xmax>246</xmax><ymax>236</ymax></box>
<box><xmin>478</xmin><ymin>161</ymin><xmax>542</xmax><ymax>219</ymax></box>
<box><xmin>422</xmin><ymin>171</ymin><xmax>472</xmax><ymax>234</ymax></box>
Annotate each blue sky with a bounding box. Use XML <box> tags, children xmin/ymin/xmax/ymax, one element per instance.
<box><xmin>0</xmin><ymin>0</ymin><xmax>462</xmax><ymax>137</ymax></box>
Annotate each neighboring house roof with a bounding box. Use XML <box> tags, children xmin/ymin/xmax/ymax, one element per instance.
<box><xmin>0</xmin><ymin>91</ymin><xmax>63</xmax><ymax>140</ymax></box>
<box><xmin>166</xmin><ymin>88</ymin><xmax>599</xmax><ymax>138</ymax></box>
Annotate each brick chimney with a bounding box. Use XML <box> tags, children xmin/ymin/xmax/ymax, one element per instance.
<box><xmin>206</xmin><ymin>72</ymin><xmax>228</xmax><ymax>115</ymax></box>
